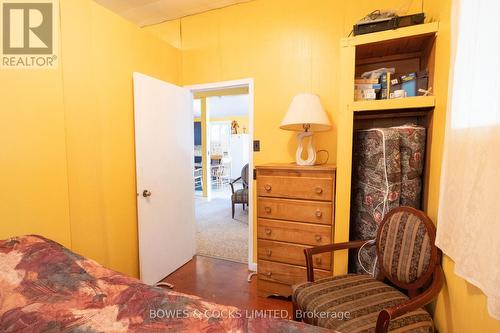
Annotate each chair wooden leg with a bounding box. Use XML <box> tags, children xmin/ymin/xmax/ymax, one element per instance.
<box><xmin>232</xmin><ymin>202</ymin><xmax>235</xmax><ymax>219</ymax></box>
<box><xmin>292</xmin><ymin>301</ymin><xmax>301</xmax><ymax>322</ymax></box>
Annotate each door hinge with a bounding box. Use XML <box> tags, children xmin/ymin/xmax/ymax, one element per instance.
<box><xmin>253</xmin><ymin>169</ymin><xmax>257</xmax><ymax>180</ymax></box>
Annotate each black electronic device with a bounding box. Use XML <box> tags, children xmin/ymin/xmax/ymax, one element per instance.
<box><xmin>353</xmin><ymin>13</ymin><xmax>425</xmax><ymax>36</ymax></box>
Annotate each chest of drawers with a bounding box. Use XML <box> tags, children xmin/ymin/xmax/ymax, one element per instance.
<box><xmin>255</xmin><ymin>164</ymin><xmax>336</xmax><ymax>297</ymax></box>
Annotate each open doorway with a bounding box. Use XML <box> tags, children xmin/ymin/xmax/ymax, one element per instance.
<box><xmin>188</xmin><ymin>79</ymin><xmax>254</xmax><ymax>269</ymax></box>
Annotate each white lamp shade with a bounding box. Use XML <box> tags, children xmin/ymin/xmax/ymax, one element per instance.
<box><xmin>280</xmin><ymin>93</ymin><xmax>331</xmax><ymax>132</ymax></box>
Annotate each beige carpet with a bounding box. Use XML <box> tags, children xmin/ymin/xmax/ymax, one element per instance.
<box><xmin>195</xmin><ymin>188</ymin><xmax>248</xmax><ymax>263</ymax></box>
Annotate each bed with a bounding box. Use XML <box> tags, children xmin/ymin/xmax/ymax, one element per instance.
<box><xmin>0</xmin><ymin>235</ymin><xmax>329</xmax><ymax>332</ymax></box>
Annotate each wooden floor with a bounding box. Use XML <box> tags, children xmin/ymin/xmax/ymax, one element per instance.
<box><xmin>161</xmin><ymin>255</ymin><xmax>292</xmax><ymax>316</ymax></box>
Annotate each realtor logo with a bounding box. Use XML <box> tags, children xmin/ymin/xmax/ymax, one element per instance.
<box><xmin>1</xmin><ymin>0</ymin><xmax>58</xmax><ymax>68</ymax></box>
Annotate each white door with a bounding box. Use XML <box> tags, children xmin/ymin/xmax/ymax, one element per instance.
<box><xmin>133</xmin><ymin>72</ymin><xmax>195</xmax><ymax>285</ymax></box>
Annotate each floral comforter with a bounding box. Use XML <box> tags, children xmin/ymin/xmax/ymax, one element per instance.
<box><xmin>0</xmin><ymin>235</ymin><xmax>328</xmax><ymax>333</ymax></box>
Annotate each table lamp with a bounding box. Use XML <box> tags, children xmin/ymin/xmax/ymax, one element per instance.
<box><xmin>280</xmin><ymin>93</ymin><xmax>331</xmax><ymax>166</ymax></box>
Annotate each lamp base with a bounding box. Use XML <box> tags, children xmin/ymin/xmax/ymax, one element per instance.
<box><xmin>295</xmin><ymin>131</ymin><xmax>316</xmax><ymax>166</ymax></box>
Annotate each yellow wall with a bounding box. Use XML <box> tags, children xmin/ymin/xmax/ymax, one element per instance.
<box><xmin>0</xmin><ymin>51</ymin><xmax>71</xmax><ymax>247</ymax></box>
<box><xmin>0</xmin><ymin>0</ymin><xmax>181</xmax><ymax>277</ymax></box>
<box><xmin>181</xmin><ymin>0</ymin><xmax>341</xmax><ymax>164</ymax></box>
<box><xmin>61</xmin><ymin>0</ymin><xmax>181</xmax><ymax>278</ymax></box>
<box><xmin>143</xmin><ymin>19</ymin><xmax>182</xmax><ymax>49</ymax></box>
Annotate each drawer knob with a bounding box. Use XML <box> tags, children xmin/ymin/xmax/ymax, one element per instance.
<box><xmin>315</xmin><ymin>187</ymin><xmax>323</xmax><ymax>194</ymax></box>
<box><xmin>266</xmin><ymin>272</ymin><xmax>272</xmax><ymax>277</ymax></box>
<box><xmin>264</xmin><ymin>184</ymin><xmax>272</xmax><ymax>192</ymax></box>
<box><xmin>265</xmin><ymin>228</ymin><xmax>272</xmax><ymax>235</ymax></box>
<box><xmin>264</xmin><ymin>206</ymin><xmax>272</xmax><ymax>214</ymax></box>
<box><xmin>315</xmin><ymin>257</ymin><xmax>322</xmax><ymax>265</ymax></box>
<box><xmin>266</xmin><ymin>249</ymin><xmax>272</xmax><ymax>257</ymax></box>
<box><xmin>315</xmin><ymin>235</ymin><xmax>322</xmax><ymax>242</ymax></box>
<box><xmin>315</xmin><ymin>210</ymin><xmax>323</xmax><ymax>218</ymax></box>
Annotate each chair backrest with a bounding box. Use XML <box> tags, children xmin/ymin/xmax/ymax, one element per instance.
<box><xmin>376</xmin><ymin>206</ymin><xmax>438</xmax><ymax>290</ymax></box>
<box><xmin>241</xmin><ymin>163</ymin><xmax>249</xmax><ymax>188</ymax></box>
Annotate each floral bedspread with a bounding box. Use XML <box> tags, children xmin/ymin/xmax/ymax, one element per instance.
<box><xmin>0</xmin><ymin>235</ymin><xmax>329</xmax><ymax>333</ymax></box>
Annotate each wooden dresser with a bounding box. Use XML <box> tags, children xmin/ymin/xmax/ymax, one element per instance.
<box><xmin>255</xmin><ymin>163</ymin><xmax>336</xmax><ymax>297</ymax></box>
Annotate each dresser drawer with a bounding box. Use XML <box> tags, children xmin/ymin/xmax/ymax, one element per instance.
<box><xmin>258</xmin><ymin>239</ymin><xmax>331</xmax><ymax>270</ymax></box>
<box><xmin>257</xmin><ymin>279</ymin><xmax>293</xmax><ymax>298</ymax></box>
<box><xmin>258</xmin><ymin>260</ymin><xmax>331</xmax><ymax>285</ymax></box>
<box><xmin>257</xmin><ymin>219</ymin><xmax>331</xmax><ymax>246</ymax></box>
<box><xmin>257</xmin><ymin>175</ymin><xmax>333</xmax><ymax>201</ymax></box>
<box><xmin>257</xmin><ymin>198</ymin><xmax>332</xmax><ymax>225</ymax></box>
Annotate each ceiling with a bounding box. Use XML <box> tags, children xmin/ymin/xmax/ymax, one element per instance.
<box><xmin>94</xmin><ymin>0</ymin><xmax>253</xmax><ymax>26</ymax></box>
<box><xmin>193</xmin><ymin>95</ymin><xmax>249</xmax><ymax>118</ymax></box>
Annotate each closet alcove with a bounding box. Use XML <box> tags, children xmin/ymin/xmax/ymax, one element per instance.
<box><xmin>335</xmin><ymin>22</ymin><xmax>439</xmax><ymax>274</ymax></box>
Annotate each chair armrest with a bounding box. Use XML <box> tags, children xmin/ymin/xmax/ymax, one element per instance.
<box><xmin>230</xmin><ymin>177</ymin><xmax>242</xmax><ymax>194</ymax></box>
<box><xmin>304</xmin><ymin>240</ymin><xmax>367</xmax><ymax>282</ymax></box>
<box><xmin>375</xmin><ymin>266</ymin><xmax>444</xmax><ymax>333</ymax></box>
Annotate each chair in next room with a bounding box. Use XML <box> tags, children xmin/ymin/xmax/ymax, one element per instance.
<box><xmin>230</xmin><ymin>163</ymin><xmax>249</xmax><ymax>219</ymax></box>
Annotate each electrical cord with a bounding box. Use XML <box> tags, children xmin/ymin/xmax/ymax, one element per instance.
<box><xmin>357</xmin><ymin>239</ymin><xmax>378</xmax><ymax>276</ymax></box>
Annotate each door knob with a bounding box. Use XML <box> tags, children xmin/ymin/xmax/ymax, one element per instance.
<box><xmin>142</xmin><ymin>190</ymin><xmax>152</xmax><ymax>198</ymax></box>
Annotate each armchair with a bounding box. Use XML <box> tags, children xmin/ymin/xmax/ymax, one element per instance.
<box><xmin>293</xmin><ymin>207</ymin><xmax>443</xmax><ymax>333</ymax></box>
<box><xmin>230</xmin><ymin>163</ymin><xmax>249</xmax><ymax>219</ymax></box>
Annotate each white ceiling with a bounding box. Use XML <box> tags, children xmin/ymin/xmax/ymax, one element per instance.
<box><xmin>94</xmin><ymin>0</ymin><xmax>253</xmax><ymax>26</ymax></box>
<box><xmin>193</xmin><ymin>95</ymin><xmax>249</xmax><ymax>118</ymax></box>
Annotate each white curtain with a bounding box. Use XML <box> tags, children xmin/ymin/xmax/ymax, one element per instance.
<box><xmin>436</xmin><ymin>0</ymin><xmax>500</xmax><ymax>319</ymax></box>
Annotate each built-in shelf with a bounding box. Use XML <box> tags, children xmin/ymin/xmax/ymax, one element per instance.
<box><xmin>336</xmin><ymin>21</ymin><xmax>440</xmax><ymax>274</ymax></box>
<box><xmin>350</xmin><ymin>96</ymin><xmax>435</xmax><ymax>112</ymax></box>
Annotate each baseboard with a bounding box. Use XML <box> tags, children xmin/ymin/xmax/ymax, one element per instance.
<box><xmin>248</xmin><ymin>262</ymin><xmax>257</xmax><ymax>272</ymax></box>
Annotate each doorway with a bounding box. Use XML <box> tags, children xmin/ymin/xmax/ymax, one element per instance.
<box><xmin>188</xmin><ymin>79</ymin><xmax>254</xmax><ymax>270</ymax></box>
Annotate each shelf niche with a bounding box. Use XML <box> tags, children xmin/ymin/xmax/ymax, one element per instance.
<box><xmin>354</xmin><ymin>29</ymin><xmax>437</xmax><ymax>103</ymax></box>
<box><xmin>352</xmin><ymin>107</ymin><xmax>434</xmax><ymax>211</ymax></box>
<box><xmin>355</xmin><ymin>33</ymin><xmax>436</xmax><ymax>87</ymax></box>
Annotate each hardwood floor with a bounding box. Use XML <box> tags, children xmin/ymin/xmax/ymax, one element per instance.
<box><xmin>161</xmin><ymin>255</ymin><xmax>292</xmax><ymax>317</ymax></box>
